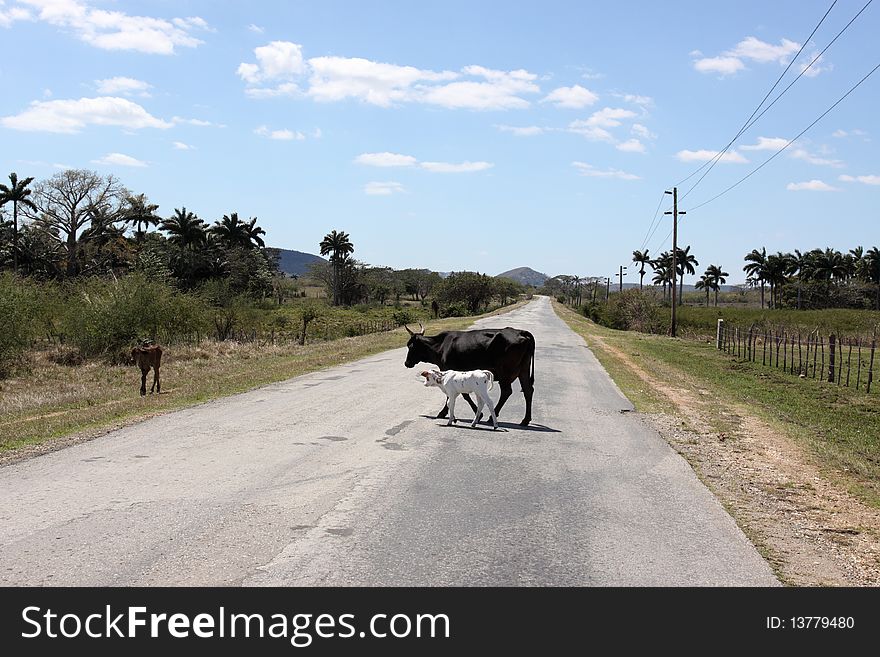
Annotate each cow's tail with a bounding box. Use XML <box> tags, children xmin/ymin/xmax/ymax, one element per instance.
<box><xmin>485</xmin><ymin>370</ymin><xmax>495</xmax><ymax>391</ymax></box>
<box><xmin>525</xmin><ymin>330</ymin><xmax>535</xmax><ymax>387</ymax></box>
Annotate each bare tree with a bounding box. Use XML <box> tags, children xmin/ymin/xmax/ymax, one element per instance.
<box><xmin>24</xmin><ymin>169</ymin><xmax>126</xmax><ymax>276</ymax></box>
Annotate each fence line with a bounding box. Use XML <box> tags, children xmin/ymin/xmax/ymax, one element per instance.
<box><xmin>716</xmin><ymin>319</ymin><xmax>876</xmax><ymax>394</ymax></box>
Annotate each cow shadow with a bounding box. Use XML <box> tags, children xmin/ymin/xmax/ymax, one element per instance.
<box><xmin>418</xmin><ymin>414</ymin><xmax>560</xmax><ymax>433</ymax></box>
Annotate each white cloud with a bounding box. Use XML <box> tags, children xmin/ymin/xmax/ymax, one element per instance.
<box><xmin>254</xmin><ymin>125</ymin><xmax>305</xmax><ymax>140</ymax></box>
<box><xmin>364</xmin><ymin>181</ymin><xmax>405</xmax><ymax>196</ymax></box>
<box><xmin>237</xmin><ymin>40</ymin><xmax>306</xmax><ymax>85</ymax></box>
<box><xmin>171</xmin><ymin>116</ymin><xmax>224</xmax><ymax>127</ymax></box>
<box><xmin>582</xmin><ymin>107</ymin><xmax>637</xmax><ymax>128</ymax></box>
<box><xmin>580</xmin><ymin>68</ymin><xmax>604</xmax><ymax>80</ymax></box>
<box><xmin>417</xmin><ymin>66</ymin><xmax>539</xmax><ymax>110</ymax></box>
<box><xmin>693</xmin><ymin>36</ymin><xmax>812</xmax><ymax>78</ymax></box>
<box><xmin>95</xmin><ymin>76</ymin><xmax>152</xmax><ymax>97</ymax></box>
<box><xmin>676</xmin><ymin>149</ymin><xmax>748</xmax><ymax>164</ymax></box>
<box><xmin>92</xmin><ymin>152</ymin><xmax>148</xmax><ymax>167</ymax></box>
<box><xmin>693</xmin><ymin>56</ymin><xmax>745</xmax><ymax>76</ymax></box>
<box><xmin>786</xmin><ymin>179</ymin><xmax>838</xmax><ymax>192</ymax></box>
<box><xmin>419</xmin><ymin>160</ymin><xmax>493</xmax><ymax>173</ymax></box>
<box><xmin>740</xmin><ymin>136</ymin><xmax>789</xmax><ymax>151</ymax></box>
<box><xmin>355</xmin><ymin>152</ymin><xmax>418</xmax><ymax>167</ymax></box>
<box><xmin>247</xmin><ymin>23</ymin><xmax>264</xmax><ymax>34</ymax></box>
<box><xmin>800</xmin><ymin>52</ymin><xmax>832</xmax><ymax>78</ymax></box>
<box><xmin>789</xmin><ymin>147</ymin><xmax>843</xmax><ymax>168</ymax></box>
<box><xmin>616</xmin><ymin>138</ymin><xmax>646</xmax><ymax>153</ymax></box>
<box><xmin>1</xmin><ymin>96</ymin><xmax>172</xmax><ymax>133</ymax></box>
<box><xmin>18</xmin><ymin>0</ymin><xmax>208</xmax><ymax>54</ymax></box>
<box><xmin>355</xmin><ymin>152</ymin><xmax>492</xmax><ymax>173</ymax></box>
<box><xmin>619</xmin><ymin>93</ymin><xmax>654</xmax><ymax>108</ymax></box>
<box><xmin>0</xmin><ymin>2</ymin><xmax>31</xmax><ymax>27</ymax></box>
<box><xmin>172</xmin><ymin>141</ymin><xmax>193</xmax><ymax>150</ymax></box>
<box><xmin>839</xmin><ymin>174</ymin><xmax>880</xmax><ymax>186</ymax></box>
<box><xmin>832</xmin><ymin>128</ymin><xmax>867</xmax><ymax>139</ymax></box>
<box><xmin>494</xmin><ymin>124</ymin><xmax>544</xmax><ymax>136</ymax></box>
<box><xmin>567</xmin><ymin>121</ymin><xmax>613</xmax><ymax>142</ymax></box>
<box><xmin>572</xmin><ymin>161</ymin><xmax>640</xmax><ymax>180</ymax></box>
<box><xmin>244</xmin><ymin>82</ymin><xmax>299</xmax><ymax>99</ymax></box>
<box><xmin>730</xmin><ymin>36</ymin><xmax>800</xmax><ymax>63</ymax></box>
<box><xmin>631</xmin><ymin>123</ymin><xmax>655</xmax><ymax>140</ymax></box>
<box><xmin>541</xmin><ymin>85</ymin><xmax>598</xmax><ymax>108</ymax></box>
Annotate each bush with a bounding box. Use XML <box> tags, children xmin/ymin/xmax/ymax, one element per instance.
<box><xmin>62</xmin><ymin>273</ymin><xmax>209</xmax><ymax>357</ymax></box>
<box><xmin>0</xmin><ymin>274</ymin><xmax>44</xmax><ymax>376</ymax></box>
<box><xmin>441</xmin><ymin>301</ymin><xmax>469</xmax><ymax>318</ymax></box>
<box><xmin>582</xmin><ymin>290</ymin><xmax>668</xmax><ymax>334</ymax></box>
<box><xmin>391</xmin><ymin>309</ymin><xmax>414</xmax><ymax>326</ymax></box>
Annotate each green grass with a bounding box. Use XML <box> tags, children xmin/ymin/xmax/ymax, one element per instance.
<box><xmin>0</xmin><ymin>300</ymin><xmax>528</xmax><ymax>455</ymax></box>
<box><xmin>554</xmin><ymin>301</ymin><xmax>880</xmax><ymax>508</ymax></box>
<box><xmin>676</xmin><ymin>305</ymin><xmax>880</xmax><ymax>339</ymax></box>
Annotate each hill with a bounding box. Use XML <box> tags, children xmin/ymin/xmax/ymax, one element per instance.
<box><xmin>496</xmin><ymin>267</ymin><xmax>548</xmax><ymax>287</ymax></box>
<box><xmin>270</xmin><ymin>248</ymin><xmax>327</xmax><ymax>277</ymax></box>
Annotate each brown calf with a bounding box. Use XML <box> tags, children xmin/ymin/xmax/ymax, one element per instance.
<box><xmin>131</xmin><ymin>343</ymin><xmax>163</xmax><ymax>396</ymax></box>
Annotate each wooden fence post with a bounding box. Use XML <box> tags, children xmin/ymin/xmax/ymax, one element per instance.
<box><xmin>828</xmin><ymin>334</ymin><xmax>836</xmax><ymax>384</ymax></box>
<box><xmin>717</xmin><ymin>319</ymin><xmax>724</xmax><ymax>350</ymax></box>
<box><xmin>868</xmin><ymin>337</ymin><xmax>876</xmax><ymax>394</ymax></box>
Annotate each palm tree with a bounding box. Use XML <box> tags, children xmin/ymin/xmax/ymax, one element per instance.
<box><xmin>319</xmin><ymin>230</ymin><xmax>355</xmax><ymax>305</ymax></box>
<box><xmin>743</xmin><ymin>247</ymin><xmax>768</xmax><ymax>308</ymax></box>
<box><xmin>765</xmin><ymin>252</ymin><xmax>792</xmax><ymax>308</ymax></box>
<box><xmin>694</xmin><ymin>273</ymin><xmax>712</xmax><ymax>307</ymax></box>
<box><xmin>864</xmin><ymin>246</ymin><xmax>880</xmax><ymax>311</ymax></box>
<box><xmin>632</xmin><ymin>249</ymin><xmax>650</xmax><ymax>289</ymax></box>
<box><xmin>211</xmin><ymin>212</ymin><xmax>251</xmax><ymax>249</ymax></box>
<box><xmin>651</xmin><ymin>253</ymin><xmax>673</xmax><ymax>302</ymax></box>
<box><xmin>244</xmin><ymin>216</ymin><xmax>266</xmax><ymax>249</ymax></box>
<box><xmin>0</xmin><ymin>172</ymin><xmax>37</xmax><ymax>275</ymax></box>
<box><xmin>788</xmin><ymin>249</ymin><xmax>812</xmax><ymax>310</ymax></box>
<box><xmin>675</xmin><ymin>245</ymin><xmax>699</xmax><ymax>306</ymax></box>
<box><xmin>161</xmin><ymin>207</ymin><xmax>206</xmax><ymax>249</ymax></box>
<box><xmin>123</xmin><ymin>193</ymin><xmax>160</xmax><ymax>244</ymax></box>
<box><xmin>705</xmin><ymin>264</ymin><xmax>729</xmax><ymax>307</ymax></box>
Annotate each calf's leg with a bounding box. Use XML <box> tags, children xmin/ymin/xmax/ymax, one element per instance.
<box><xmin>493</xmin><ymin>381</ymin><xmax>513</xmax><ymax>417</ymax></box>
<box><xmin>446</xmin><ymin>393</ymin><xmax>457</xmax><ymax>426</ymax></box>
<box><xmin>151</xmin><ymin>365</ymin><xmax>160</xmax><ymax>394</ymax></box>
<box><xmin>471</xmin><ymin>394</ymin><xmax>485</xmax><ymax>428</ymax></box>
<box><xmin>139</xmin><ymin>367</ymin><xmax>148</xmax><ymax>396</ymax></box>
<box><xmin>478</xmin><ymin>389</ymin><xmax>499</xmax><ymax>429</ymax></box>
<box><xmin>438</xmin><ymin>393</ymin><xmax>479</xmax><ymax>420</ymax></box>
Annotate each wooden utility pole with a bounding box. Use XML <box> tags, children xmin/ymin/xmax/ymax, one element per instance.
<box><xmin>605</xmin><ymin>277</ymin><xmax>610</xmax><ymax>301</ymax></box>
<box><xmin>664</xmin><ymin>187</ymin><xmax>685</xmax><ymax>337</ymax></box>
<box><xmin>616</xmin><ymin>265</ymin><xmax>627</xmax><ymax>292</ymax></box>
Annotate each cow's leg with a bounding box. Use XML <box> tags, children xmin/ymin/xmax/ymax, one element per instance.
<box><xmin>493</xmin><ymin>382</ymin><xmax>513</xmax><ymax>417</ymax></box>
<box><xmin>478</xmin><ymin>389</ymin><xmax>498</xmax><ymax>429</ymax></box>
<box><xmin>519</xmin><ymin>368</ymin><xmax>534</xmax><ymax>427</ymax></box>
<box><xmin>461</xmin><ymin>393</ymin><xmax>481</xmax><ymax>420</ymax></box>
<box><xmin>447</xmin><ymin>394</ymin><xmax>457</xmax><ymax>426</ymax></box>
<box><xmin>436</xmin><ymin>399</ymin><xmax>449</xmax><ymax>419</ymax></box>
<box><xmin>471</xmin><ymin>394</ymin><xmax>484</xmax><ymax>428</ymax></box>
<box><xmin>139</xmin><ymin>368</ymin><xmax>147</xmax><ymax>396</ymax></box>
<box><xmin>151</xmin><ymin>366</ymin><xmax>159</xmax><ymax>394</ymax></box>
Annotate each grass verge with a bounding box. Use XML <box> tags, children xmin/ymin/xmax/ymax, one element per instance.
<box><xmin>0</xmin><ymin>300</ymin><xmax>528</xmax><ymax>457</ymax></box>
<box><xmin>553</xmin><ymin>300</ymin><xmax>880</xmax><ymax>508</ymax></box>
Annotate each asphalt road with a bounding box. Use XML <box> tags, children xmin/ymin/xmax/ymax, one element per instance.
<box><xmin>0</xmin><ymin>296</ymin><xmax>777</xmax><ymax>586</ymax></box>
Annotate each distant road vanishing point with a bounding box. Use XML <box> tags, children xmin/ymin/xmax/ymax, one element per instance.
<box><xmin>0</xmin><ymin>296</ymin><xmax>777</xmax><ymax>586</ymax></box>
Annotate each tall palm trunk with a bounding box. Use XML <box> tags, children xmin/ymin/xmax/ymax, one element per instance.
<box><xmin>714</xmin><ymin>288</ymin><xmax>719</xmax><ymax>307</ymax></box>
<box><xmin>705</xmin><ymin>289</ymin><xmax>709</xmax><ymax>307</ymax></box>
<box><xmin>12</xmin><ymin>201</ymin><xmax>19</xmax><ymax>276</ymax></box>
<box><xmin>760</xmin><ymin>282</ymin><xmax>765</xmax><ymax>308</ymax></box>
<box><xmin>679</xmin><ymin>277</ymin><xmax>684</xmax><ymax>306</ymax></box>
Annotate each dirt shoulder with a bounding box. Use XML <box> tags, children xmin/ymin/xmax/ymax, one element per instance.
<box><xmin>554</xmin><ymin>302</ymin><xmax>880</xmax><ymax>586</ymax></box>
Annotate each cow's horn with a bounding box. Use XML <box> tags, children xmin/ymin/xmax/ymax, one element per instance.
<box><xmin>418</xmin><ymin>322</ymin><xmax>425</xmax><ymax>335</ymax></box>
<box><xmin>405</xmin><ymin>324</ymin><xmax>415</xmax><ymax>336</ymax></box>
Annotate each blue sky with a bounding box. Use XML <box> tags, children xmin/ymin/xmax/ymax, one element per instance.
<box><xmin>1</xmin><ymin>0</ymin><xmax>878</xmax><ymax>284</ymax></box>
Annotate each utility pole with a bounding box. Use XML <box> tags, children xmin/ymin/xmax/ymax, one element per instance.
<box><xmin>616</xmin><ymin>265</ymin><xmax>628</xmax><ymax>293</ymax></box>
<box><xmin>605</xmin><ymin>277</ymin><xmax>610</xmax><ymax>301</ymax></box>
<box><xmin>664</xmin><ymin>187</ymin><xmax>686</xmax><ymax>337</ymax></box>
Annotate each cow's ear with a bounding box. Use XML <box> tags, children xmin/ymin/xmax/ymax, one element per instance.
<box><xmin>420</xmin><ymin>371</ymin><xmax>429</xmax><ymax>378</ymax></box>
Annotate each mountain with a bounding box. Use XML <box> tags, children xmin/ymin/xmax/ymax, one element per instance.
<box><xmin>496</xmin><ymin>267</ymin><xmax>548</xmax><ymax>287</ymax></box>
<box><xmin>270</xmin><ymin>248</ymin><xmax>327</xmax><ymax>277</ymax></box>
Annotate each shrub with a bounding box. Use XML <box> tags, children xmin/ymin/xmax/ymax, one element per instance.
<box><xmin>391</xmin><ymin>309</ymin><xmax>414</xmax><ymax>326</ymax></box>
<box><xmin>0</xmin><ymin>274</ymin><xmax>44</xmax><ymax>376</ymax></box>
<box><xmin>582</xmin><ymin>290</ymin><xmax>668</xmax><ymax>334</ymax></box>
<box><xmin>441</xmin><ymin>301</ymin><xmax>469</xmax><ymax>318</ymax></box>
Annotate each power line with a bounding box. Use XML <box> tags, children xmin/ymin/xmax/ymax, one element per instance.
<box><xmin>638</xmin><ymin>192</ymin><xmax>668</xmax><ymax>253</ymax></box>
<box><xmin>680</xmin><ymin>0</ymin><xmax>873</xmax><ymax>203</ymax></box>
<box><xmin>688</xmin><ymin>60</ymin><xmax>880</xmax><ymax>213</ymax></box>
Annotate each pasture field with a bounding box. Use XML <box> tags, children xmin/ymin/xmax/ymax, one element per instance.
<box><xmin>675</xmin><ymin>305</ymin><xmax>880</xmax><ymax>340</ymax></box>
<box><xmin>0</xmin><ymin>300</ymin><xmax>527</xmax><ymax>457</ymax></box>
<box><xmin>554</xmin><ymin>301</ymin><xmax>880</xmax><ymax>508</ymax></box>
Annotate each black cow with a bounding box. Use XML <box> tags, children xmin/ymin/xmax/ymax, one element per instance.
<box><xmin>404</xmin><ymin>324</ymin><xmax>535</xmax><ymax>426</ymax></box>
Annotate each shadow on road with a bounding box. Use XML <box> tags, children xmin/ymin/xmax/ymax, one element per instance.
<box><xmin>418</xmin><ymin>415</ymin><xmax>560</xmax><ymax>433</ymax></box>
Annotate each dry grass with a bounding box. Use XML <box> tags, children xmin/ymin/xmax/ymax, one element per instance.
<box><xmin>0</xmin><ymin>300</ymin><xmax>528</xmax><ymax>456</ymax></box>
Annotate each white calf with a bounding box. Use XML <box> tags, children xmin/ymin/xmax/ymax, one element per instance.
<box><xmin>420</xmin><ymin>369</ymin><xmax>499</xmax><ymax>430</ymax></box>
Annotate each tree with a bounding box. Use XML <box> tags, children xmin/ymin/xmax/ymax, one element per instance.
<box><xmin>243</xmin><ymin>217</ymin><xmax>266</xmax><ymax>249</ymax></box>
<box><xmin>765</xmin><ymin>252</ymin><xmax>792</xmax><ymax>308</ymax></box>
<box><xmin>694</xmin><ymin>273</ymin><xmax>712</xmax><ymax>307</ymax></box>
<box><xmin>123</xmin><ymin>193</ymin><xmax>160</xmax><ymax>244</ymax></box>
<box><xmin>864</xmin><ymin>246</ymin><xmax>880</xmax><ymax>310</ymax></box>
<box><xmin>632</xmin><ymin>249</ymin><xmax>650</xmax><ymax>289</ymax></box>
<box><xmin>211</xmin><ymin>212</ymin><xmax>250</xmax><ymax>249</ymax></box>
<box><xmin>0</xmin><ymin>172</ymin><xmax>38</xmax><ymax>275</ymax></box>
<box><xmin>650</xmin><ymin>251</ymin><xmax>673</xmax><ymax>301</ymax></box>
<box><xmin>705</xmin><ymin>264</ymin><xmax>729</xmax><ymax>307</ymax></box>
<box><xmin>24</xmin><ymin>169</ymin><xmax>125</xmax><ymax>277</ymax></box>
<box><xmin>675</xmin><ymin>245</ymin><xmax>698</xmax><ymax>306</ymax></box>
<box><xmin>319</xmin><ymin>230</ymin><xmax>355</xmax><ymax>305</ymax></box>
<box><xmin>743</xmin><ymin>247</ymin><xmax>768</xmax><ymax>308</ymax></box>
<box><xmin>161</xmin><ymin>207</ymin><xmax>206</xmax><ymax>249</ymax></box>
